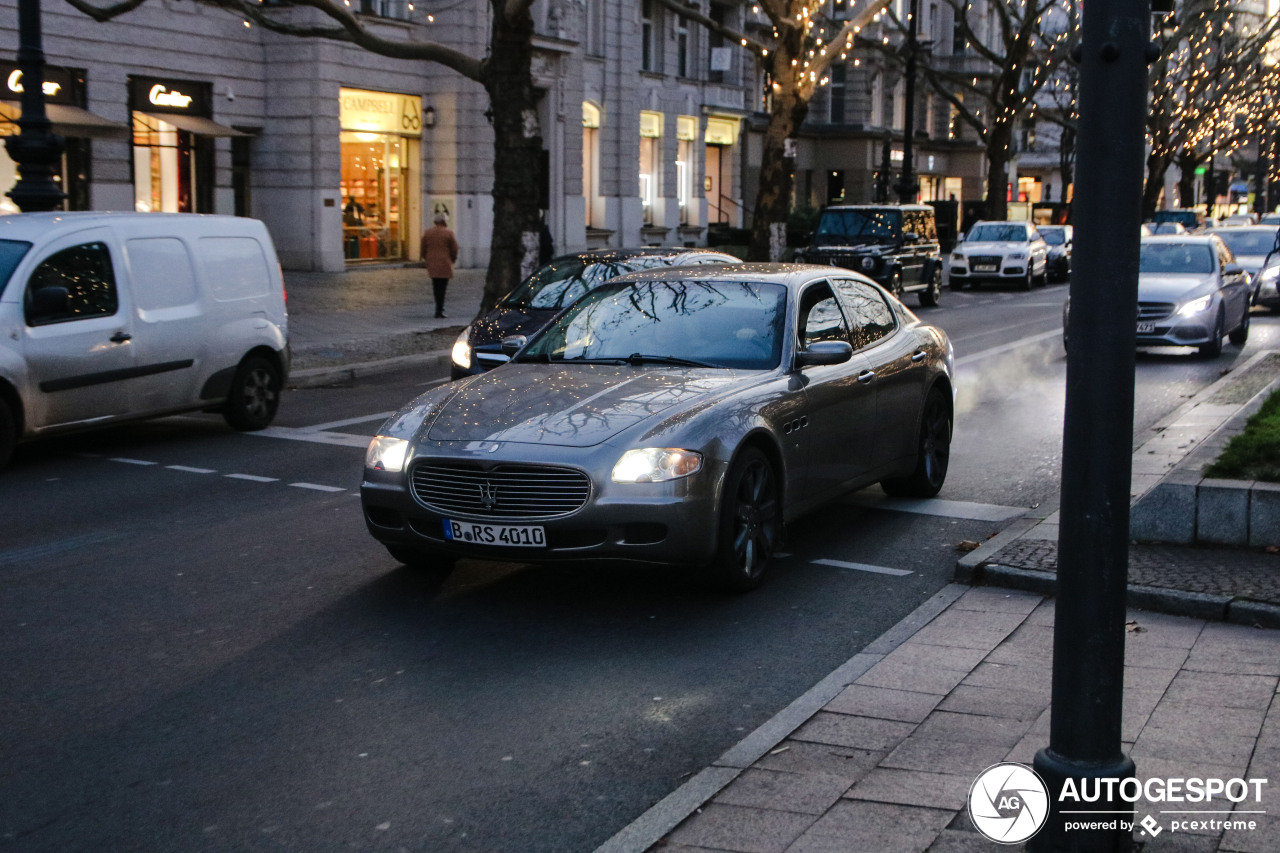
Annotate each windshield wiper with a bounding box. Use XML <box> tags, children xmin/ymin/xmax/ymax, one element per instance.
<box><xmin>625</xmin><ymin>353</ymin><xmax>713</xmax><ymax>368</ymax></box>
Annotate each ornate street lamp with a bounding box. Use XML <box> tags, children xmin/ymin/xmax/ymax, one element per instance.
<box><xmin>5</xmin><ymin>0</ymin><xmax>66</xmax><ymax>212</ymax></box>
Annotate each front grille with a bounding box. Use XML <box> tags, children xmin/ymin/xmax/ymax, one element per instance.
<box><xmin>410</xmin><ymin>462</ymin><xmax>591</xmax><ymax>519</ymax></box>
<box><xmin>1137</xmin><ymin>302</ymin><xmax>1174</xmax><ymax>321</ymax></box>
<box><xmin>968</xmin><ymin>255</ymin><xmax>1002</xmax><ymax>267</ymax></box>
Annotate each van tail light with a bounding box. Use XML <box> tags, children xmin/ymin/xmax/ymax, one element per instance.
<box><xmin>279</xmin><ymin>263</ymin><xmax>287</xmax><ymax>303</ymax></box>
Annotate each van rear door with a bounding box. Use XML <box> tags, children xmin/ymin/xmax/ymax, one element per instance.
<box><xmin>20</xmin><ymin>229</ymin><xmax>138</xmax><ymax>430</ymax></box>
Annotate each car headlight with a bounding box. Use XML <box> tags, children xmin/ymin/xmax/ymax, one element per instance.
<box><xmin>451</xmin><ymin>327</ymin><xmax>472</xmax><ymax>369</ymax></box>
<box><xmin>366</xmin><ymin>435</ymin><xmax>410</xmax><ymax>472</ymax></box>
<box><xmin>611</xmin><ymin>448</ymin><xmax>703</xmax><ymax>483</ymax></box>
<box><xmin>1008</xmin><ymin>252</ymin><xmax>1027</xmax><ymax>260</ymax></box>
<box><xmin>951</xmin><ymin>253</ymin><xmax>965</xmax><ymax>262</ymax></box>
<box><xmin>1259</xmin><ymin>266</ymin><xmax>1279</xmax><ymax>286</ymax></box>
<box><xmin>1176</xmin><ymin>295</ymin><xmax>1213</xmax><ymax>317</ymax></box>
<box><xmin>860</xmin><ymin>257</ymin><xmax>875</xmax><ymax>271</ymax></box>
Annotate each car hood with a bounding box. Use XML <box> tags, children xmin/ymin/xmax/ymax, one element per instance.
<box><xmin>959</xmin><ymin>241</ymin><xmax>1028</xmax><ymax>254</ymax></box>
<box><xmin>1233</xmin><ymin>254</ymin><xmax>1268</xmax><ymax>274</ymax></box>
<box><xmin>1137</xmin><ymin>273</ymin><xmax>1216</xmax><ymax>302</ymax></box>
<box><xmin>425</xmin><ymin>364</ymin><xmax>753</xmax><ymax>447</ymax></box>
<box><xmin>808</xmin><ymin>242</ymin><xmax>892</xmax><ymax>255</ymax></box>
<box><xmin>469</xmin><ymin>305</ymin><xmax>560</xmax><ymax>348</ymax></box>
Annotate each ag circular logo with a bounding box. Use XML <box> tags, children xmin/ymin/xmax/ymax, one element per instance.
<box><xmin>968</xmin><ymin>762</ymin><xmax>1050</xmax><ymax>844</ymax></box>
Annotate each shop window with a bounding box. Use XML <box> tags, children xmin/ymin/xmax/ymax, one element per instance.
<box><xmin>583</xmin><ymin>102</ymin><xmax>601</xmax><ymax>228</ymax></box>
<box><xmin>132</xmin><ymin>113</ymin><xmax>202</xmax><ymax>213</ymax></box>
<box><xmin>339</xmin><ymin>132</ymin><xmax>405</xmax><ymax>261</ymax></box>
<box><xmin>639</xmin><ymin>112</ymin><xmax>662</xmax><ymax>226</ymax></box>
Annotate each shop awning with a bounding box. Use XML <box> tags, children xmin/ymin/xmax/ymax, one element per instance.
<box><xmin>139</xmin><ymin>111</ymin><xmax>250</xmax><ymax>137</ymax></box>
<box><xmin>0</xmin><ymin>101</ymin><xmax>131</xmax><ymax>140</ymax></box>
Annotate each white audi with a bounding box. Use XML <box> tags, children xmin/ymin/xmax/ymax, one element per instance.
<box><xmin>949</xmin><ymin>221</ymin><xmax>1050</xmax><ymax>291</ymax></box>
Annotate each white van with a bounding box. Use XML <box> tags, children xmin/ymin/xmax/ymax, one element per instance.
<box><xmin>0</xmin><ymin>212</ymin><xmax>289</xmax><ymax>468</ymax></box>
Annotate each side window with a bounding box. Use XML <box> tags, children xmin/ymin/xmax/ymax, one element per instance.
<box><xmin>798</xmin><ymin>282</ymin><xmax>850</xmax><ymax>349</ymax></box>
<box><xmin>128</xmin><ymin>237</ymin><xmax>198</xmax><ymax>311</ymax></box>
<box><xmin>833</xmin><ymin>279</ymin><xmax>897</xmax><ymax>349</ymax></box>
<box><xmin>25</xmin><ymin>241</ymin><xmax>118</xmax><ymax>326</ymax></box>
<box><xmin>921</xmin><ymin>211</ymin><xmax>937</xmax><ymax>241</ymax></box>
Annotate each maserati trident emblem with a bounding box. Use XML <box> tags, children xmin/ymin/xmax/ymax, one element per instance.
<box><xmin>478</xmin><ymin>481</ymin><xmax>498</xmax><ymax>510</ymax></box>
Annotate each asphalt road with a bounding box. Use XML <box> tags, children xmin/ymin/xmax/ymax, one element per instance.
<box><xmin>1</xmin><ymin>283</ymin><xmax>1274</xmax><ymax>852</ymax></box>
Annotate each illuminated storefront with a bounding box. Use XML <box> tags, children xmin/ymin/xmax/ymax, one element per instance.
<box><xmin>0</xmin><ymin>62</ymin><xmax>128</xmax><ymax>212</ymax></box>
<box><xmin>129</xmin><ymin>76</ymin><xmax>246</xmax><ymax>214</ymax></box>
<box><xmin>339</xmin><ymin>87</ymin><xmax>422</xmax><ymax>262</ymax></box>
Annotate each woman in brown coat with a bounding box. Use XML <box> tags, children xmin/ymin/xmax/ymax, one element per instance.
<box><xmin>420</xmin><ymin>215</ymin><xmax>459</xmax><ymax>318</ymax></box>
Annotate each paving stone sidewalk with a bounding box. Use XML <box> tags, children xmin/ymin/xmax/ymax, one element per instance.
<box><xmin>617</xmin><ymin>585</ymin><xmax>1280</xmax><ymax>853</ymax></box>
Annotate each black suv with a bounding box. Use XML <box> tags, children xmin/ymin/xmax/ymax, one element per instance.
<box><xmin>795</xmin><ymin>204</ymin><xmax>944</xmax><ymax>307</ymax></box>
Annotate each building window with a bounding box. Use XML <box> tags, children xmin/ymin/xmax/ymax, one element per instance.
<box><xmin>829</xmin><ymin>63</ymin><xmax>846</xmax><ymax>124</ymax></box>
<box><xmin>676</xmin><ymin>14</ymin><xmax>690</xmax><ymax>77</ymax></box>
<box><xmin>891</xmin><ymin>77</ymin><xmax>905</xmax><ymax>130</ymax></box>
<box><xmin>642</xmin><ymin>0</ymin><xmax>658</xmax><ymax>73</ymax></box>
<box><xmin>708</xmin><ymin>3</ymin><xmax>735</xmax><ymax>85</ymax></box>
<box><xmin>639</xmin><ymin>111</ymin><xmax>663</xmax><ymax>225</ymax></box>
<box><xmin>359</xmin><ymin>0</ymin><xmax>410</xmax><ymax>20</ymax></box>
<box><xmin>583</xmin><ymin>102</ymin><xmax>601</xmax><ymax>228</ymax></box>
<box><xmin>831</xmin><ymin>0</ymin><xmax>850</xmax><ymax>19</ymax></box>
<box><xmin>870</xmin><ymin>72</ymin><xmax>884</xmax><ymax>126</ymax></box>
<box><xmin>586</xmin><ymin>1</ymin><xmax>605</xmax><ymax>56</ymax></box>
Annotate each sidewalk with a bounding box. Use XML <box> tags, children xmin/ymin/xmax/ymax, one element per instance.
<box><xmin>599</xmin><ymin>585</ymin><xmax>1280</xmax><ymax>853</ymax></box>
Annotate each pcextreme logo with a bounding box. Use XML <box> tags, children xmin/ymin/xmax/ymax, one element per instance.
<box><xmin>968</xmin><ymin>763</ymin><xmax>1050</xmax><ymax>844</ymax></box>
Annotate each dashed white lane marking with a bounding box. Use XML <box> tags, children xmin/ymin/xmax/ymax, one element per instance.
<box><xmin>843</xmin><ymin>493</ymin><xmax>1025</xmax><ymax>522</ymax></box>
<box><xmin>252</xmin><ymin>426</ymin><xmax>370</xmax><ymax>448</ymax></box>
<box><xmin>166</xmin><ymin>465</ymin><xmax>215</xmax><ymax>474</ymax></box>
<box><xmin>111</xmin><ymin>457</ymin><xmax>157</xmax><ymax>466</ymax></box>
<box><xmin>955</xmin><ymin>329</ymin><xmax>1062</xmax><ymax>366</ymax></box>
<box><xmin>812</xmin><ymin>559</ymin><xmax>913</xmax><ymax>576</ymax></box>
<box><xmin>299</xmin><ymin>412</ymin><xmax>397</xmax><ymax>432</ymax></box>
<box><xmin>225</xmin><ymin>473</ymin><xmax>279</xmax><ymax>483</ymax></box>
<box><xmin>290</xmin><ymin>482</ymin><xmax>347</xmax><ymax>493</ymax></box>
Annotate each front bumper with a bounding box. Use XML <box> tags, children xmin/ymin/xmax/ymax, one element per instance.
<box><xmin>360</xmin><ymin>445</ymin><xmax>723</xmax><ymax>567</ymax></box>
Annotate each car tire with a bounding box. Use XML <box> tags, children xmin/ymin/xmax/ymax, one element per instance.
<box><xmin>1229</xmin><ymin>307</ymin><xmax>1250</xmax><ymax>346</ymax></box>
<box><xmin>1198</xmin><ymin>308</ymin><xmax>1225</xmax><ymax>359</ymax></box>
<box><xmin>881</xmin><ymin>388</ymin><xmax>952</xmax><ymax>499</ymax></box>
<box><xmin>707</xmin><ymin>446</ymin><xmax>779</xmax><ymax>593</ymax></box>
<box><xmin>1021</xmin><ymin>269</ymin><xmax>1034</xmax><ymax>291</ymax></box>
<box><xmin>918</xmin><ymin>266</ymin><xmax>942</xmax><ymax>307</ymax></box>
<box><xmin>223</xmin><ymin>355</ymin><xmax>282</xmax><ymax>431</ymax></box>
<box><xmin>888</xmin><ymin>270</ymin><xmax>904</xmax><ymax>300</ymax></box>
<box><xmin>0</xmin><ymin>396</ymin><xmax>14</xmax><ymax>471</ymax></box>
<box><xmin>386</xmin><ymin>544</ymin><xmax>457</xmax><ymax>574</ymax></box>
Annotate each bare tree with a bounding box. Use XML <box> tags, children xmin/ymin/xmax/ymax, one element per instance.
<box><xmin>656</xmin><ymin>0</ymin><xmax>891</xmax><ymax>261</ymax></box>
<box><xmin>866</xmin><ymin>0</ymin><xmax>1073</xmax><ymax>221</ymax></box>
<box><xmin>65</xmin><ymin>0</ymin><xmax>544</xmax><ymax>315</ymax></box>
<box><xmin>1143</xmin><ymin>0</ymin><xmax>1279</xmax><ymax>217</ymax></box>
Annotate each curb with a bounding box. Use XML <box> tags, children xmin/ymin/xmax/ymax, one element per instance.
<box><xmin>972</xmin><ymin>563</ymin><xmax>1280</xmax><ymax>628</ymax></box>
<box><xmin>288</xmin><ymin>350</ymin><xmax>451</xmax><ymax>388</ymax></box>
<box><xmin>591</xmin><ymin>583</ymin><xmax>971</xmax><ymax>853</ymax></box>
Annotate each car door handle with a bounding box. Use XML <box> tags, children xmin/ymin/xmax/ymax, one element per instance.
<box><xmin>109</xmin><ymin>331</ymin><xmax>132</xmax><ymax>344</ymax></box>
<box><xmin>857</xmin><ymin>370</ymin><xmax>876</xmax><ymax>383</ymax></box>
<box><xmin>911</xmin><ymin>350</ymin><xmax>927</xmax><ymax>363</ymax></box>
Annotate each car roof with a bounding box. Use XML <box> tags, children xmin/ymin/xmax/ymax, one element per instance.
<box><xmin>0</xmin><ymin>211</ymin><xmax>262</xmax><ymax>240</ymax></box>
<box><xmin>1207</xmin><ymin>226</ymin><xmax>1278</xmax><ymax>234</ymax></box>
<box><xmin>602</xmin><ymin>262</ymin><xmax>869</xmax><ymax>290</ymax></box>
<box><xmin>547</xmin><ymin>247</ymin><xmax>738</xmax><ymax>264</ymax></box>
<box><xmin>1142</xmin><ymin>234</ymin><xmax>1219</xmax><ymax>244</ymax></box>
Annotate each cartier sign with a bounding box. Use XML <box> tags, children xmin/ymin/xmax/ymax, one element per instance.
<box><xmin>129</xmin><ymin>76</ymin><xmax>209</xmax><ymax>115</ymax></box>
<box><xmin>0</xmin><ymin>62</ymin><xmax>77</xmax><ymax>105</ymax></box>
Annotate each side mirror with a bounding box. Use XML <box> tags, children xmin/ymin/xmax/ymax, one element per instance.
<box><xmin>1223</xmin><ymin>263</ymin><xmax>1245</xmax><ymax>277</ymax></box>
<box><xmin>500</xmin><ymin>335</ymin><xmax>528</xmax><ymax>356</ymax></box>
<box><xmin>795</xmin><ymin>340</ymin><xmax>853</xmax><ymax>368</ymax></box>
<box><xmin>30</xmin><ymin>285</ymin><xmax>70</xmax><ymax>318</ymax></box>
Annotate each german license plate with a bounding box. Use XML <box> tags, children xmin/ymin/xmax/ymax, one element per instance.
<box><xmin>1136</xmin><ymin>322</ymin><xmax>1156</xmax><ymax>333</ymax></box>
<box><xmin>973</xmin><ymin>264</ymin><xmax>998</xmax><ymax>272</ymax></box>
<box><xmin>442</xmin><ymin>518</ymin><xmax>546</xmax><ymax>547</ymax></box>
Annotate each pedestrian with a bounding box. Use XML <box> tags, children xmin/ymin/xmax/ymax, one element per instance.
<box><xmin>420</xmin><ymin>214</ymin><xmax>459</xmax><ymax>319</ymax></box>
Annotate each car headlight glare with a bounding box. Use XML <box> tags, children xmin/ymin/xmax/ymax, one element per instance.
<box><xmin>451</xmin><ymin>327</ymin><xmax>472</xmax><ymax>369</ymax></box>
<box><xmin>611</xmin><ymin>448</ymin><xmax>703</xmax><ymax>483</ymax></box>
<box><xmin>1008</xmin><ymin>252</ymin><xmax>1027</xmax><ymax>260</ymax></box>
<box><xmin>366</xmin><ymin>435</ymin><xmax>410</xmax><ymax>472</ymax></box>
<box><xmin>1177</xmin><ymin>295</ymin><xmax>1213</xmax><ymax>317</ymax></box>
<box><xmin>1260</xmin><ymin>266</ymin><xmax>1279</xmax><ymax>285</ymax></box>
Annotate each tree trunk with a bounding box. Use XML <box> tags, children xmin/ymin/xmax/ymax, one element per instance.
<box><xmin>1176</xmin><ymin>149</ymin><xmax>1201</xmax><ymax>211</ymax></box>
<box><xmin>479</xmin><ymin>3</ymin><xmax>543</xmax><ymax>315</ymax></box>
<box><xmin>983</xmin><ymin>120</ymin><xmax>1013</xmax><ymax>222</ymax></box>
<box><xmin>747</xmin><ymin>33</ymin><xmax>809</xmax><ymax>262</ymax></box>
<box><xmin>1142</xmin><ymin>150</ymin><xmax>1171</xmax><ymax>219</ymax></box>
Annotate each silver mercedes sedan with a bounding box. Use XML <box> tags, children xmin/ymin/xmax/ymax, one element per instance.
<box><xmin>361</xmin><ymin>264</ymin><xmax>955</xmax><ymax>591</ymax></box>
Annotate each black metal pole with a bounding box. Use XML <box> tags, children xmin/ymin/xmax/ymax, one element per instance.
<box><xmin>894</xmin><ymin>0</ymin><xmax>920</xmax><ymax>204</ymax></box>
<box><xmin>1256</xmin><ymin>128</ymin><xmax>1268</xmax><ymax>217</ymax></box>
<box><xmin>5</xmin><ymin>0</ymin><xmax>65</xmax><ymax>212</ymax></box>
<box><xmin>1028</xmin><ymin>0</ymin><xmax>1148</xmax><ymax>848</ymax></box>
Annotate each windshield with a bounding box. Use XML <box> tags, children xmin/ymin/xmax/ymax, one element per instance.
<box><xmin>500</xmin><ymin>255</ymin><xmax>688</xmax><ymax>310</ymax></box>
<box><xmin>1139</xmin><ymin>242</ymin><xmax>1215</xmax><ymax>274</ymax></box>
<box><xmin>813</xmin><ymin>209</ymin><xmax>901</xmax><ymax>246</ymax></box>
<box><xmin>1039</xmin><ymin>228</ymin><xmax>1066</xmax><ymax>246</ymax></box>
<box><xmin>1153</xmin><ymin>211</ymin><xmax>1198</xmax><ymax>228</ymax></box>
<box><xmin>967</xmin><ymin>224</ymin><xmax>1028</xmax><ymax>243</ymax></box>
<box><xmin>0</xmin><ymin>239</ymin><xmax>31</xmax><ymax>298</ymax></box>
<box><xmin>1211</xmin><ymin>229</ymin><xmax>1279</xmax><ymax>256</ymax></box>
<box><xmin>520</xmin><ymin>280</ymin><xmax>788</xmax><ymax>370</ymax></box>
